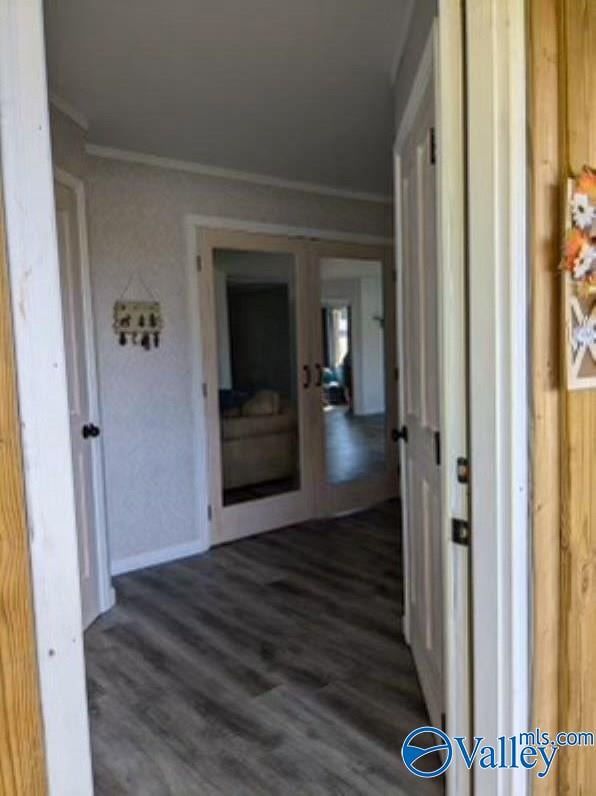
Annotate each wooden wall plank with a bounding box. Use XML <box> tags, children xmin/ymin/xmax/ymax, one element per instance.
<box><xmin>529</xmin><ymin>1</ymin><xmax>562</xmax><ymax>792</ymax></box>
<box><xmin>558</xmin><ymin>1</ymin><xmax>596</xmax><ymax>792</ymax></box>
<box><xmin>0</xmin><ymin>188</ymin><xmax>47</xmax><ymax>792</ymax></box>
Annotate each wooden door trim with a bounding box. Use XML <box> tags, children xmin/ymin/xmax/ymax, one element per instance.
<box><xmin>466</xmin><ymin>3</ymin><xmax>531</xmax><ymax>793</ymax></box>
<box><xmin>0</xmin><ymin>177</ymin><xmax>47</xmax><ymax>796</ymax></box>
<box><xmin>0</xmin><ymin>1</ymin><xmax>94</xmax><ymax>789</ymax></box>
<box><xmin>528</xmin><ymin>3</ymin><xmax>562</xmax><ymax>794</ymax></box>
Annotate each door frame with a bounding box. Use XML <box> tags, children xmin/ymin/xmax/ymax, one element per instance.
<box><xmin>0</xmin><ymin>0</ymin><xmax>94</xmax><ymax>790</ymax></box>
<box><xmin>465</xmin><ymin>2</ymin><xmax>530</xmax><ymax>793</ymax></box>
<box><xmin>184</xmin><ymin>213</ymin><xmax>392</xmax><ymax>550</ymax></box>
<box><xmin>395</xmin><ymin>2</ymin><xmax>530</xmax><ymax>794</ymax></box>
<box><xmin>54</xmin><ymin>167</ymin><xmax>115</xmax><ymax>621</ymax></box>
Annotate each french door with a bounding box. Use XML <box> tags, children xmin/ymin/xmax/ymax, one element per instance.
<box><xmin>198</xmin><ymin>230</ymin><xmax>398</xmax><ymax>544</ymax></box>
<box><xmin>309</xmin><ymin>242</ymin><xmax>399</xmax><ymax>517</ymax></box>
<box><xmin>199</xmin><ymin>229</ymin><xmax>315</xmax><ymax>543</ymax></box>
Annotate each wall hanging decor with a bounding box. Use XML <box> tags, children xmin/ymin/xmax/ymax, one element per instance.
<box><xmin>113</xmin><ymin>272</ymin><xmax>163</xmax><ymax>350</ymax></box>
<box><xmin>562</xmin><ymin>166</ymin><xmax>596</xmax><ymax>390</ymax></box>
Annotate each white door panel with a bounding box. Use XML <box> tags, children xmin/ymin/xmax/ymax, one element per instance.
<box><xmin>55</xmin><ymin>182</ymin><xmax>101</xmax><ymax>629</ymax></box>
<box><xmin>398</xmin><ymin>76</ymin><xmax>444</xmax><ymax>729</ymax></box>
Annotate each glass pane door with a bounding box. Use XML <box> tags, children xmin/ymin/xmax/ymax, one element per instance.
<box><xmin>199</xmin><ymin>230</ymin><xmax>313</xmax><ymax>543</ymax></box>
<box><xmin>213</xmin><ymin>248</ymin><xmax>300</xmax><ymax>506</ymax></box>
<box><xmin>313</xmin><ymin>246</ymin><xmax>398</xmax><ymax>515</ymax></box>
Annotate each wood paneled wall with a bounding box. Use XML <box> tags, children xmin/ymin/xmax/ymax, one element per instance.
<box><xmin>0</xmin><ymin>190</ymin><xmax>47</xmax><ymax>791</ymax></box>
<box><xmin>531</xmin><ymin>1</ymin><xmax>596</xmax><ymax>793</ymax></box>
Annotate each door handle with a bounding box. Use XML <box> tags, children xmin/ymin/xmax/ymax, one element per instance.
<box><xmin>303</xmin><ymin>365</ymin><xmax>312</xmax><ymax>389</ymax></box>
<box><xmin>315</xmin><ymin>363</ymin><xmax>323</xmax><ymax>387</ymax></box>
<box><xmin>392</xmin><ymin>425</ymin><xmax>408</xmax><ymax>443</ymax></box>
<box><xmin>82</xmin><ymin>423</ymin><xmax>101</xmax><ymax>439</ymax></box>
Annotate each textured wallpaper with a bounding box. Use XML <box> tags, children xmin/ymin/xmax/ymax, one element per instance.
<box><xmin>55</xmin><ymin>128</ymin><xmax>393</xmax><ymax>566</ymax></box>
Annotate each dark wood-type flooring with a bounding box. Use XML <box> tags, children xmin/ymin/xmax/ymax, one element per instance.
<box><xmin>325</xmin><ymin>408</ymin><xmax>386</xmax><ymax>485</ymax></box>
<box><xmin>85</xmin><ymin>501</ymin><xmax>440</xmax><ymax>795</ymax></box>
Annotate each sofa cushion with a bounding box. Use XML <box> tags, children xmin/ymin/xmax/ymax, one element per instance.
<box><xmin>241</xmin><ymin>389</ymin><xmax>280</xmax><ymax>417</ymax></box>
<box><xmin>222</xmin><ymin>406</ymin><xmax>296</xmax><ymax>441</ymax></box>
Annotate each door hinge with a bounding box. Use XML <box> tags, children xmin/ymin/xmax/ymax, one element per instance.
<box><xmin>196</xmin><ymin>255</ymin><xmax>202</xmax><ymax>272</ymax></box>
<box><xmin>434</xmin><ymin>430</ymin><xmax>441</xmax><ymax>467</ymax></box>
<box><xmin>392</xmin><ymin>268</ymin><xmax>397</xmax><ymax>283</ymax></box>
<box><xmin>394</xmin><ymin>366</ymin><xmax>399</xmax><ymax>382</ymax></box>
<box><xmin>440</xmin><ymin>711</ymin><xmax>447</xmax><ymax>732</ymax></box>
<box><xmin>202</xmin><ymin>382</ymin><xmax>208</xmax><ymax>399</ymax></box>
<box><xmin>430</xmin><ymin>127</ymin><xmax>437</xmax><ymax>165</ymax></box>
<box><xmin>207</xmin><ymin>504</ymin><xmax>212</xmax><ymax>521</ymax></box>
<box><xmin>452</xmin><ymin>518</ymin><xmax>470</xmax><ymax>547</ymax></box>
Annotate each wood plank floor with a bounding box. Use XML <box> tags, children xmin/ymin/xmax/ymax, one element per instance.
<box><xmin>85</xmin><ymin>501</ymin><xmax>441</xmax><ymax>795</ymax></box>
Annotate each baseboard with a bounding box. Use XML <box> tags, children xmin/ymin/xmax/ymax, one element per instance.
<box><xmin>111</xmin><ymin>539</ymin><xmax>206</xmax><ymax>576</ymax></box>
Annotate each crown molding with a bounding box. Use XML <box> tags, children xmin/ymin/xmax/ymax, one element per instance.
<box><xmin>85</xmin><ymin>143</ymin><xmax>393</xmax><ymax>205</ymax></box>
<box><xmin>49</xmin><ymin>93</ymin><xmax>89</xmax><ymax>131</ymax></box>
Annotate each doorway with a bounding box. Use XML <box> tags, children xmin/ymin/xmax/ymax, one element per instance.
<box><xmin>195</xmin><ymin>228</ymin><xmax>398</xmax><ymax>543</ymax></box>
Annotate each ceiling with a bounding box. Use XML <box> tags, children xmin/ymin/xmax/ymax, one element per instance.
<box><xmin>44</xmin><ymin>0</ymin><xmax>412</xmax><ymax>196</ymax></box>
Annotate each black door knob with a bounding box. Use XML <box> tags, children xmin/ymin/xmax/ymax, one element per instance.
<box><xmin>82</xmin><ymin>423</ymin><xmax>100</xmax><ymax>439</ymax></box>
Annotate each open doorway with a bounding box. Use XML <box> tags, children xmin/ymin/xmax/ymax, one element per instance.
<box><xmin>0</xmin><ymin>0</ymin><xmax>532</xmax><ymax>793</ymax></box>
<box><xmin>39</xmin><ymin>1</ymin><xmax>453</xmax><ymax>791</ymax></box>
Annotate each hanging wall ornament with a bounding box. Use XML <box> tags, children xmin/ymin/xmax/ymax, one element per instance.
<box><xmin>113</xmin><ymin>301</ymin><xmax>163</xmax><ymax>350</ymax></box>
<box><xmin>561</xmin><ymin>166</ymin><xmax>596</xmax><ymax>390</ymax></box>
<box><xmin>113</xmin><ymin>272</ymin><xmax>163</xmax><ymax>351</ymax></box>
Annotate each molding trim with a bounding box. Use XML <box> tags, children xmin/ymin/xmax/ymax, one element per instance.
<box><xmin>49</xmin><ymin>93</ymin><xmax>89</xmax><ymax>131</ymax></box>
<box><xmin>0</xmin><ymin>1</ymin><xmax>94</xmax><ymax>792</ymax></box>
<box><xmin>111</xmin><ymin>540</ymin><xmax>205</xmax><ymax>576</ymax></box>
<box><xmin>394</xmin><ymin>29</ymin><xmax>434</xmax><ymax>152</ymax></box>
<box><xmin>86</xmin><ymin>143</ymin><xmax>394</xmax><ymax>206</ymax></box>
<box><xmin>185</xmin><ymin>213</ymin><xmax>393</xmax><ymax>247</ymax></box>
<box><xmin>466</xmin><ymin>1</ymin><xmax>530</xmax><ymax>793</ymax></box>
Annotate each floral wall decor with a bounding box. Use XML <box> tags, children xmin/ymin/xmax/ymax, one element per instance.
<box><xmin>562</xmin><ymin>166</ymin><xmax>596</xmax><ymax>390</ymax></box>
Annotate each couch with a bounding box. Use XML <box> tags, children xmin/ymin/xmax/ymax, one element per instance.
<box><xmin>220</xmin><ymin>390</ymin><xmax>298</xmax><ymax>490</ymax></box>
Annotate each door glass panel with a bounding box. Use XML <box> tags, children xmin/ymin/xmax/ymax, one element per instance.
<box><xmin>213</xmin><ymin>248</ymin><xmax>300</xmax><ymax>506</ymax></box>
<box><xmin>320</xmin><ymin>258</ymin><xmax>386</xmax><ymax>484</ymax></box>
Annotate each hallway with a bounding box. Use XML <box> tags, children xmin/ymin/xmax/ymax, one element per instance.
<box><xmin>85</xmin><ymin>502</ymin><xmax>439</xmax><ymax>795</ymax></box>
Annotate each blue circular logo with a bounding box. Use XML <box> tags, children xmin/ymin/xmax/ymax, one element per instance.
<box><xmin>401</xmin><ymin>726</ymin><xmax>453</xmax><ymax>778</ymax></box>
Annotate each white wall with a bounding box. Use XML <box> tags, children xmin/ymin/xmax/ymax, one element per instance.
<box><xmin>359</xmin><ymin>275</ymin><xmax>385</xmax><ymax>414</ymax></box>
<box><xmin>321</xmin><ymin>260</ymin><xmax>385</xmax><ymax>416</ymax></box>
<box><xmin>84</xmin><ymin>154</ymin><xmax>392</xmax><ymax>567</ymax></box>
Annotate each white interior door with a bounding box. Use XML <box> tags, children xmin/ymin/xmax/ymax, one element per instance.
<box><xmin>310</xmin><ymin>242</ymin><xmax>399</xmax><ymax>517</ymax></box>
<box><xmin>55</xmin><ymin>180</ymin><xmax>104</xmax><ymax>629</ymax></box>
<box><xmin>397</xmin><ymin>76</ymin><xmax>444</xmax><ymax>728</ymax></box>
